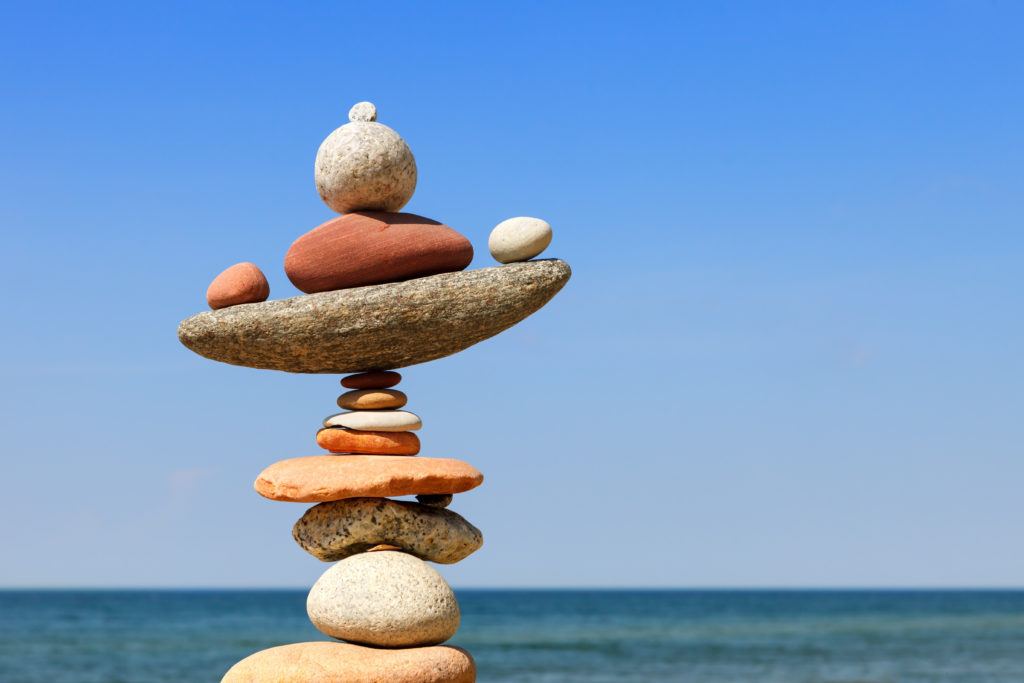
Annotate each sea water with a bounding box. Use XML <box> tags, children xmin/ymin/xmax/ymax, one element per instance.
<box><xmin>2</xmin><ymin>590</ymin><xmax>1024</xmax><ymax>682</ymax></box>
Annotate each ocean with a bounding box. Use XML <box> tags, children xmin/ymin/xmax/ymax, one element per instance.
<box><xmin>1</xmin><ymin>590</ymin><xmax>1023</xmax><ymax>682</ymax></box>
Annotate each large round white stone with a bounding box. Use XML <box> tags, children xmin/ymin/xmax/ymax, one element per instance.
<box><xmin>307</xmin><ymin>551</ymin><xmax>460</xmax><ymax>647</ymax></box>
<box><xmin>314</xmin><ymin>103</ymin><xmax>417</xmax><ymax>214</ymax></box>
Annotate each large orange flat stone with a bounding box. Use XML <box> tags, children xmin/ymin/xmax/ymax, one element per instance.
<box><xmin>222</xmin><ymin>641</ymin><xmax>475</xmax><ymax>682</ymax></box>
<box><xmin>255</xmin><ymin>455</ymin><xmax>483</xmax><ymax>503</ymax></box>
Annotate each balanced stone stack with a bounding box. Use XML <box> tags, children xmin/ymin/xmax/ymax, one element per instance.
<box><xmin>320</xmin><ymin>371</ymin><xmax>421</xmax><ymax>456</ymax></box>
<box><xmin>178</xmin><ymin>101</ymin><xmax>570</xmax><ymax>682</ymax></box>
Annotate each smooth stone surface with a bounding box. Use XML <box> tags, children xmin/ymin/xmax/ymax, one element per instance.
<box><xmin>178</xmin><ymin>259</ymin><xmax>571</xmax><ymax>374</ymax></box>
<box><xmin>489</xmin><ymin>217</ymin><xmax>553</xmax><ymax>263</ymax></box>
<box><xmin>285</xmin><ymin>212</ymin><xmax>473</xmax><ymax>294</ymax></box>
<box><xmin>416</xmin><ymin>493</ymin><xmax>453</xmax><ymax>508</ymax></box>
<box><xmin>324</xmin><ymin>410</ymin><xmax>422</xmax><ymax>432</ymax></box>
<box><xmin>315</xmin><ymin>105</ymin><xmax>417</xmax><ymax>214</ymax></box>
<box><xmin>337</xmin><ymin>388</ymin><xmax>407</xmax><ymax>410</ymax></box>
<box><xmin>293</xmin><ymin>497</ymin><xmax>483</xmax><ymax>563</ymax></box>
<box><xmin>222</xmin><ymin>642</ymin><xmax>475</xmax><ymax>683</ymax></box>
<box><xmin>342</xmin><ymin>370</ymin><xmax>401</xmax><ymax>389</ymax></box>
<box><xmin>206</xmin><ymin>262</ymin><xmax>270</xmax><ymax>310</ymax></box>
<box><xmin>255</xmin><ymin>455</ymin><xmax>483</xmax><ymax>503</ymax></box>
<box><xmin>307</xmin><ymin>552</ymin><xmax>460</xmax><ymax>647</ymax></box>
<box><xmin>317</xmin><ymin>428</ymin><xmax>420</xmax><ymax>455</ymax></box>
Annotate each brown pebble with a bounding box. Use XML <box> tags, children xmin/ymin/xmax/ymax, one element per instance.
<box><xmin>317</xmin><ymin>428</ymin><xmax>420</xmax><ymax>455</ymax></box>
<box><xmin>416</xmin><ymin>494</ymin><xmax>453</xmax><ymax>509</ymax></box>
<box><xmin>205</xmin><ymin>262</ymin><xmax>270</xmax><ymax>310</ymax></box>
<box><xmin>342</xmin><ymin>371</ymin><xmax>402</xmax><ymax>389</ymax></box>
<box><xmin>338</xmin><ymin>389</ymin><xmax>407</xmax><ymax>410</ymax></box>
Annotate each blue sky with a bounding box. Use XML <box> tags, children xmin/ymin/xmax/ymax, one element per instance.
<box><xmin>1</xmin><ymin>1</ymin><xmax>1021</xmax><ymax>588</ymax></box>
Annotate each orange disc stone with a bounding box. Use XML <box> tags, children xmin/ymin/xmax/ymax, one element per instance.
<box><xmin>317</xmin><ymin>428</ymin><xmax>420</xmax><ymax>455</ymax></box>
<box><xmin>254</xmin><ymin>455</ymin><xmax>484</xmax><ymax>503</ymax></box>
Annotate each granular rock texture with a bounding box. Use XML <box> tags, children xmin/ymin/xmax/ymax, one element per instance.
<box><xmin>255</xmin><ymin>455</ymin><xmax>483</xmax><ymax>503</ymax></box>
<box><xmin>315</xmin><ymin>118</ymin><xmax>417</xmax><ymax>213</ymax></box>
<box><xmin>178</xmin><ymin>259</ymin><xmax>571</xmax><ymax>374</ymax></box>
<box><xmin>293</xmin><ymin>497</ymin><xmax>483</xmax><ymax>563</ymax></box>
<box><xmin>221</xmin><ymin>641</ymin><xmax>476</xmax><ymax>683</ymax></box>
<box><xmin>307</xmin><ymin>552</ymin><xmax>460</xmax><ymax>647</ymax></box>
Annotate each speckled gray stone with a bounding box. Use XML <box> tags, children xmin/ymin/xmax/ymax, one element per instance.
<box><xmin>489</xmin><ymin>216</ymin><xmax>553</xmax><ymax>263</ymax></box>
<box><xmin>324</xmin><ymin>410</ymin><xmax>422</xmax><ymax>432</ymax></box>
<box><xmin>315</xmin><ymin>102</ymin><xmax>417</xmax><ymax>213</ymax></box>
<box><xmin>307</xmin><ymin>552</ymin><xmax>460</xmax><ymax>647</ymax></box>
<box><xmin>293</xmin><ymin>497</ymin><xmax>482</xmax><ymax>563</ymax></box>
<box><xmin>416</xmin><ymin>494</ymin><xmax>453</xmax><ymax>508</ymax></box>
<box><xmin>177</xmin><ymin>259</ymin><xmax>571</xmax><ymax>374</ymax></box>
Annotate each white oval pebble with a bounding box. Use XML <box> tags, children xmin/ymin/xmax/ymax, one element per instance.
<box><xmin>348</xmin><ymin>101</ymin><xmax>377</xmax><ymax>122</ymax></box>
<box><xmin>307</xmin><ymin>551</ymin><xmax>460</xmax><ymax>647</ymax></box>
<box><xmin>323</xmin><ymin>410</ymin><xmax>422</xmax><ymax>432</ymax></box>
<box><xmin>488</xmin><ymin>216</ymin><xmax>552</xmax><ymax>263</ymax></box>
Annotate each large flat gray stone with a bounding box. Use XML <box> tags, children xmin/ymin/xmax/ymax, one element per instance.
<box><xmin>177</xmin><ymin>259</ymin><xmax>570</xmax><ymax>373</ymax></box>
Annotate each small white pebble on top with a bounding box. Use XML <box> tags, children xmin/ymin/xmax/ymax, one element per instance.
<box><xmin>348</xmin><ymin>101</ymin><xmax>377</xmax><ymax>122</ymax></box>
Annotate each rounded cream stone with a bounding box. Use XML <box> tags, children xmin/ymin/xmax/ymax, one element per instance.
<box><xmin>315</xmin><ymin>102</ymin><xmax>417</xmax><ymax>214</ymax></box>
<box><xmin>488</xmin><ymin>216</ymin><xmax>552</xmax><ymax>263</ymax></box>
<box><xmin>307</xmin><ymin>552</ymin><xmax>460</xmax><ymax>647</ymax></box>
<box><xmin>348</xmin><ymin>101</ymin><xmax>377</xmax><ymax>122</ymax></box>
<box><xmin>324</xmin><ymin>410</ymin><xmax>422</xmax><ymax>431</ymax></box>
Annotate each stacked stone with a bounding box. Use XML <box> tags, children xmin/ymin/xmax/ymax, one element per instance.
<box><xmin>179</xmin><ymin>101</ymin><xmax>571</xmax><ymax>682</ymax></box>
<box><xmin>248</xmin><ymin>369</ymin><xmax>484</xmax><ymax>680</ymax></box>
<box><xmin>319</xmin><ymin>371</ymin><xmax>421</xmax><ymax>456</ymax></box>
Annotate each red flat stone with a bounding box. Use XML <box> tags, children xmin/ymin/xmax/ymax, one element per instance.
<box><xmin>284</xmin><ymin>212</ymin><xmax>473</xmax><ymax>294</ymax></box>
<box><xmin>342</xmin><ymin>370</ymin><xmax>402</xmax><ymax>389</ymax></box>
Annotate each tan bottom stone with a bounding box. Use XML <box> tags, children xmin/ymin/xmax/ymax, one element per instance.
<box><xmin>222</xmin><ymin>641</ymin><xmax>475</xmax><ymax>682</ymax></box>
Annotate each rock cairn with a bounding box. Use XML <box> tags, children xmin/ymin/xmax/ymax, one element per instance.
<box><xmin>178</xmin><ymin>102</ymin><xmax>570</xmax><ymax>682</ymax></box>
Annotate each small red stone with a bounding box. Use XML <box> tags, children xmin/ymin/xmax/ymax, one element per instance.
<box><xmin>341</xmin><ymin>371</ymin><xmax>402</xmax><ymax>389</ymax></box>
<box><xmin>206</xmin><ymin>262</ymin><xmax>270</xmax><ymax>310</ymax></box>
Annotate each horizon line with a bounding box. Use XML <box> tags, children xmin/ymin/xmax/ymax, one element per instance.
<box><xmin>4</xmin><ymin>585</ymin><xmax>1024</xmax><ymax>592</ymax></box>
